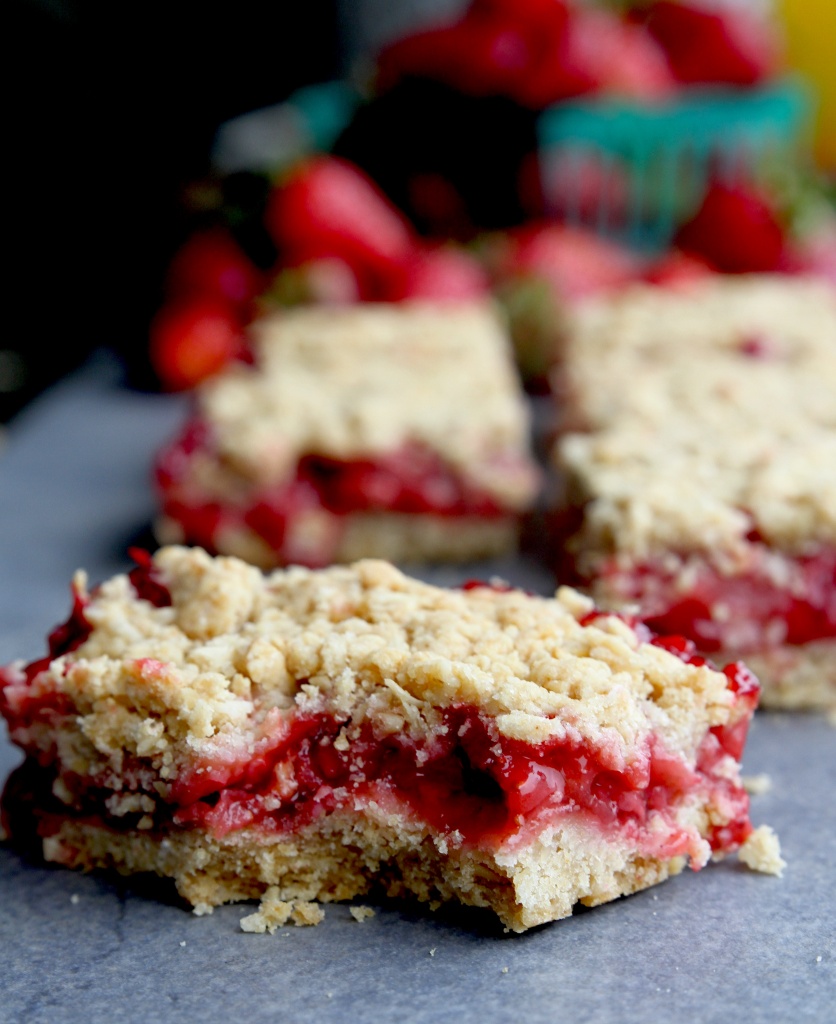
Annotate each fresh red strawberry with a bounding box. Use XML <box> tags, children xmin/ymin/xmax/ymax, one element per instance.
<box><xmin>488</xmin><ymin>222</ymin><xmax>643</xmax><ymax>381</ymax></box>
<box><xmin>674</xmin><ymin>181</ymin><xmax>788</xmax><ymax>273</ymax></box>
<box><xmin>166</xmin><ymin>228</ymin><xmax>264</xmax><ymax>311</ymax></box>
<box><xmin>264</xmin><ymin>157</ymin><xmax>415</xmax><ymax>290</ymax></box>
<box><xmin>499</xmin><ymin>222</ymin><xmax>643</xmax><ymax>300</ymax></box>
<box><xmin>376</xmin><ymin>24</ymin><xmax>474</xmax><ymax>95</ymax></box>
<box><xmin>377</xmin><ymin>0</ymin><xmax>575</xmax><ymax>106</ymax></box>
<box><xmin>509</xmin><ymin>27</ymin><xmax>596</xmax><ymax>107</ymax></box>
<box><xmin>567</xmin><ymin>9</ymin><xmax>676</xmax><ymax>100</ymax></box>
<box><xmin>790</xmin><ymin>227</ymin><xmax>836</xmax><ymax>288</ymax></box>
<box><xmin>388</xmin><ymin>243</ymin><xmax>491</xmax><ymax>302</ymax></box>
<box><xmin>642</xmin><ymin>1</ymin><xmax>780</xmax><ymax>86</ymax></box>
<box><xmin>150</xmin><ymin>297</ymin><xmax>245</xmax><ymax>391</ymax></box>
<box><xmin>265</xmin><ymin>256</ymin><xmax>362</xmax><ymax>308</ymax></box>
<box><xmin>643</xmin><ymin>250</ymin><xmax>716</xmax><ymax>289</ymax></box>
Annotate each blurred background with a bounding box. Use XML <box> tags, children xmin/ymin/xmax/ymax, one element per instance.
<box><xmin>4</xmin><ymin>0</ymin><xmax>835</xmax><ymax>423</ymax></box>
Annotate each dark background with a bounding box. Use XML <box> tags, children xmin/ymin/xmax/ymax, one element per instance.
<box><xmin>6</xmin><ymin>0</ymin><xmax>342</xmax><ymax>422</ymax></box>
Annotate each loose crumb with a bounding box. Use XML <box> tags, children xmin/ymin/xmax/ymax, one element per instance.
<box><xmin>501</xmin><ymin>967</ymin><xmax>509</xmax><ymax>974</ymax></box>
<box><xmin>738</xmin><ymin>825</ymin><xmax>786</xmax><ymax>876</ymax></box>
<box><xmin>291</xmin><ymin>901</ymin><xmax>325</xmax><ymax>927</ymax></box>
<box><xmin>429</xmin><ymin>948</ymin><xmax>437</xmax><ymax>957</ymax></box>
<box><xmin>179</xmin><ymin>941</ymin><xmax>186</xmax><ymax>947</ymax></box>
<box><xmin>240</xmin><ymin>888</ymin><xmax>325</xmax><ymax>933</ymax></box>
<box><xmin>70</xmin><ymin>894</ymin><xmax>80</xmax><ymax>905</ymax></box>
<box><xmin>816</xmin><ymin>956</ymin><xmax>822</xmax><ymax>963</ymax></box>
<box><xmin>348</xmin><ymin>905</ymin><xmax>375</xmax><ymax>923</ymax></box>
<box><xmin>743</xmin><ymin>774</ymin><xmax>772</xmax><ymax>796</ymax></box>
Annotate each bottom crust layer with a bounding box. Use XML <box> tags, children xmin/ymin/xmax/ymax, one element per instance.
<box><xmin>157</xmin><ymin>512</ymin><xmax>520</xmax><ymax>569</ymax></box>
<box><xmin>43</xmin><ymin>812</ymin><xmax>685</xmax><ymax>933</ymax></box>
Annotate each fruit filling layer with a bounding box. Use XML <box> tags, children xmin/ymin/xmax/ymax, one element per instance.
<box><xmin>598</xmin><ymin>546</ymin><xmax>836</xmax><ymax>654</ymax></box>
<box><xmin>156</xmin><ymin>419</ymin><xmax>512</xmax><ymax>560</ymax></box>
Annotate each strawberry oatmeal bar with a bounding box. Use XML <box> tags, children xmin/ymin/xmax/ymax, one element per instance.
<box><xmin>553</xmin><ymin>276</ymin><xmax>836</xmax><ymax>711</ymax></box>
<box><xmin>0</xmin><ymin>546</ymin><xmax>778</xmax><ymax>933</ymax></box>
<box><xmin>155</xmin><ymin>302</ymin><xmax>540</xmax><ymax>568</ymax></box>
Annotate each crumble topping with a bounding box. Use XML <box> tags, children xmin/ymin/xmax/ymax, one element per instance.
<box><xmin>36</xmin><ymin>547</ymin><xmax>736</xmax><ymax>782</ymax></box>
<box><xmin>737</xmin><ymin>825</ymin><xmax>785</xmax><ymax>876</ymax></box>
<box><xmin>555</xmin><ymin>276</ymin><xmax>836</xmax><ymax>558</ymax></box>
<box><xmin>742</xmin><ymin>774</ymin><xmax>772</xmax><ymax>796</ymax></box>
<box><xmin>195</xmin><ymin>301</ymin><xmax>538</xmax><ymax>507</ymax></box>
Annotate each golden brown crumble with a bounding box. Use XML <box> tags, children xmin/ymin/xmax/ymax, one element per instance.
<box><xmin>39</xmin><ymin>546</ymin><xmax>740</xmax><ymax>790</ymax></box>
<box><xmin>738</xmin><ymin>825</ymin><xmax>785</xmax><ymax>876</ymax></box>
<box><xmin>191</xmin><ymin>301</ymin><xmax>539</xmax><ymax>509</ymax></box>
<box><xmin>554</xmin><ymin>276</ymin><xmax>836</xmax><ymax>558</ymax></box>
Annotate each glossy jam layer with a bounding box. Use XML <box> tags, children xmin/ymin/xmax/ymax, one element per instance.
<box><xmin>155</xmin><ymin>419</ymin><xmax>509</xmax><ymax>565</ymax></box>
<box><xmin>599</xmin><ymin>546</ymin><xmax>836</xmax><ymax>654</ymax></box>
<box><xmin>165</xmin><ymin>696</ymin><xmax>754</xmax><ymax>860</ymax></box>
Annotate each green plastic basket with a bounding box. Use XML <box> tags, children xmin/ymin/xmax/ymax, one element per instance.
<box><xmin>537</xmin><ymin>77</ymin><xmax>813</xmax><ymax>250</ymax></box>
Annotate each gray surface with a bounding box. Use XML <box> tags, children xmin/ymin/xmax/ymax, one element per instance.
<box><xmin>0</xmin><ymin>356</ymin><xmax>834</xmax><ymax>1024</ymax></box>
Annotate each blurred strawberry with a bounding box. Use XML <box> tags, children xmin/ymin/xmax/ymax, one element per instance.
<box><xmin>388</xmin><ymin>243</ymin><xmax>491</xmax><ymax>302</ymax></box>
<box><xmin>488</xmin><ymin>222</ymin><xmax>644</xmax><ymax>379</ymax></box>
<box><xmin>643</xmin><ymin>250</ymin><xmax>716</xmax><ymax>289</ymax></box>
<box><xmin>498</xmin><ymin>222</ymin><xmax>643</xmax><ymax>299</ymax></box>
<box><xmin>566</xmin><ymin>8</ymin><xmax>677</xmax><ymax>100</ymax></box>
<box><xmin>166</xmin><ymin>228</ymin><xmax>265</xmax><ymax>311</ymax></box>
<box><xmin>377</xmin><ymin>0</ymin><xmax>579</xmax><ymax>106</ymax></box>
<box><xmin>641</xmin><ymin>1</ymin><xmax>780</xmax><ymax>86</ymax></box>
<box><xmin>376</xmin><ymin>24</ymin><xmax>475</xmax><ymax>95</ymax></box>
<box><xmin>674</xmin><ymin>181</ymin><xmax>788</xmax><ymax>273</ymax></box>
<box><xmin>150</xmin><ymin>297</ymin><xmax>245</xmax><ymax>391</ymax></box>
<box><xmin>791</xmin><ymin>226</ymin><xmax>836</xmax><ymax>288</ymax></box>
<box><xmin>264</xmin><ymin>256</ymin><xmax>362</xmax><ymax>309</ymax></box>
<box><xmin>265</xmin><ymin>156</ymin><xmax>415</xmax><ymax>296</ymax></box>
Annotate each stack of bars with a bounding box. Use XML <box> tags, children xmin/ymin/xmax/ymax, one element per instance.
<box><xmin>155</xmin><ymin>302</ymin><xmax>540</xmax><ymax>569</ymax></box>
<box><xmin>552</xmin><ymin>275</ymin><xmax>836</xmax><ymax>712</ymax></box>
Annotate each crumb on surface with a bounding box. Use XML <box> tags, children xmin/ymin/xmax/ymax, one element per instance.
<box><xmin>348</xmin><ymin>905</ymin><xmax>375</xmax><ymax>923</ymax></box>
<box><xmin>240</xmin><ymin>888</ymin><xmax>325</xmax><ymax>933</ymax></box>
<box><xmin>743</xmin><ymin>773</ymin><xmax>772</xmax><ymax>796</ymax></box>
<box><xmin>70</xmin><ymin>894</ymin><xmax>80</xmax><ymax>905</ymax></box>
<box><xmin>738</xmin><ymin>825</ymin><xmax>786</xmax><ymax>876</ymax></box>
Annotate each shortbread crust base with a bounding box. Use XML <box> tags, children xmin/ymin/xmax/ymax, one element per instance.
<box><xmin>157</xmin><ymin>511</ymin><xmax>520</xmax><ymax>569</ymax></box>
<box><xmin>43</xmin><ymin>811</ymin><xmax>686</xmax><ymax>933</ymax></box>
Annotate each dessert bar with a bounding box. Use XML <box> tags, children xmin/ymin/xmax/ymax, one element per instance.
<box><xmin>155</xmin><ymin>302</ymin><xmax>540</xmax><ymax>568</ymax></box>
<box><xmin>553</xmin><ymin>276</ymin><xmax>836</xmax><ymax>711</ymax></box>
<box><xmin>0</xmin><ymin>546</ymin><xmax>776</xmax><ymax>933</ymax></box>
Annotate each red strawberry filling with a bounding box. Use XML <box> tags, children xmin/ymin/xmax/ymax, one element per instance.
<box><xmin>598</xmin><ymin>546</ymin><xmax>836</xmax><ymax>655</ymax></box>
<box><xmin>156</xmin><ymin>419</ymin><xmax>515</xmax><ymax>565</ymax></box>
<box><xmin>170</xmin><ymin>698</ymin><xmax>753</xmax><ymax>858</ymax></box>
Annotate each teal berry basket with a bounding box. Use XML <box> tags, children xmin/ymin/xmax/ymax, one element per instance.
<box><xmin>536</xmin><ymin>76</ymin><xmax>814</xmax><ymax>251</ymax></box>
<box><xmin>212</xmin><ymin>81</ymin><xmax>360</xmax><ymax>175</ymax></box>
